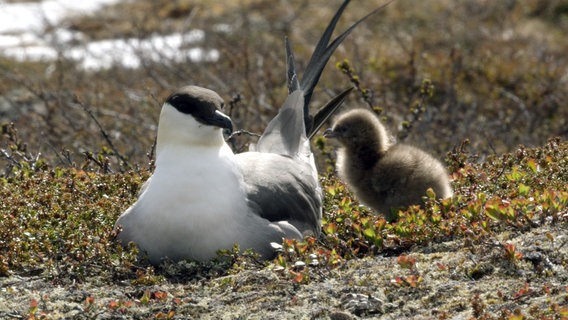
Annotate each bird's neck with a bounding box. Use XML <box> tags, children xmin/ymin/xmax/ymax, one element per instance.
<box><xmin>344</xmin><ymin>127</ymin><xmax>390</xmax><ymax>170</ymax></box>
<box><xmin>348</xmin><ymin>144</ymin><xmax>380</xmax><ymax>170</ymax></box>
<box><xmin>336</xmin><ymin>144</ymin><xmax>380</xmax><ymax>185</ymax></box>
<box><xmin>155</xmin><ymin>126</ymin><xmax>227</xmax><ymax>161</ymax></box>
<box><xmin>155</xmin><ymin>142</ymin><xmax>223</xmax><ymax>167</ymax></box>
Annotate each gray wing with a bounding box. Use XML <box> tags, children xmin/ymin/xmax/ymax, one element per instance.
<box><xmin>235</xmin><ymin>152</ymin><xmax>322</xmax><ymax>237</ymax></box>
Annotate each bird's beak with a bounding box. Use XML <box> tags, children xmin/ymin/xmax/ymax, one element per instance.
<box><xmin>210</xmin><ymin>110</ymin><xmax>233</xmax><ymax>134</ymax></box>
<box><xmin>323</xmin><ymin>128</ymin><xmax>336</xmax><ymax>138</ymax></box>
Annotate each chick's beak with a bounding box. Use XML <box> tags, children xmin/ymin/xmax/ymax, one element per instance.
<box><xmin>323</xmin><ymin>128</ymin><xmax>336</xmax><ymax>138</ymax></box>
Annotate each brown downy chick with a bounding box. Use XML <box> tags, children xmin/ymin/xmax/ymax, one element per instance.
<box><xmin>324</xmin><ymin>108</ymin><xmax>452</xmax><ymax>222</ymax></box>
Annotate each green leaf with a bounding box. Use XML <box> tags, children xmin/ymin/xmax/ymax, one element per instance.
<box><xmin>518</xmin><ymin>184</ymin><xmax>530</xmax><ymax>196</ymax></box>
<box><xmin>363</xmin><ymin>227</ymin><xmax>376</xmax><ymax>239</ymax></box>
<box><xmin>425</xmin><ymin>188</ymin><xmax>436</xmax><ymax>199</ymax></box>
<box><xmin>324</xmin><ymin>223</ymin><xmax>337</xmax><ymax>235</ymax></box>
<box><xmin>526</xmin><ymin>158</ymin><xmax>537</xmax><ymax>173</ymax></box>
<box><xmin>506</xmin><ymin>166</ymin><xmax>523</xmax><ymax>181</ymax></box>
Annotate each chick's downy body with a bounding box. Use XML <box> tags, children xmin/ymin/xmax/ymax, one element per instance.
<box><xmin>326</xmin><ymin>108</ymin><xmax>452</xmax><ymax>221</ymax></box>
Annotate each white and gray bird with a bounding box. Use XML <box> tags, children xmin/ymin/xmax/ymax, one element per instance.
<box><xmin>114</xmin><ymin>1</ymin><xmax>388</xmax><ymax>264</ymax></box>
<box><xmin>324</xmin><ymin>108</ymin><xmax>453</xmax><ymax>222</ymax></box>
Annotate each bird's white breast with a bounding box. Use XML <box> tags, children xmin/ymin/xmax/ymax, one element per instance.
<box><xmin>117</xmin><ymin>143</ymin><xmax>252</xmax><ymax>262</ymax></box>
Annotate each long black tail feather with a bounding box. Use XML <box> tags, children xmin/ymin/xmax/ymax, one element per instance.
<box><xmin>298</xmin><ymin>0</ymin><xmax>395</xmax><ymax>135</ymax></box>
<box><xmin>308</xmin><ymin>87</ymin><xmax>354</xmax><ymax>139</ymax></box>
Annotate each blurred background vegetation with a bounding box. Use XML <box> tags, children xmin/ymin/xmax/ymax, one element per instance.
<box><xmin>1</xmin><ymin>0</ymin><xmax>567</xmax><ymax>173</ymax></box>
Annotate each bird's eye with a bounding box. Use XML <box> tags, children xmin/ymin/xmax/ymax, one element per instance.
<box><xmin>220</xmin><ymin>102</ymin><xmax>225</xmax><ymax>109</ymax></box>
